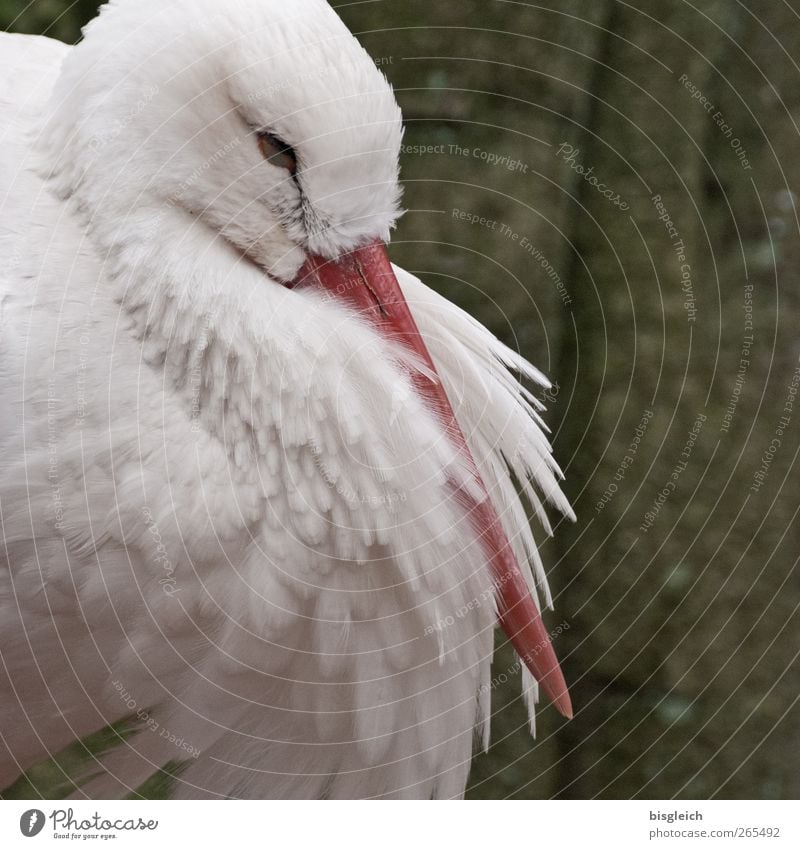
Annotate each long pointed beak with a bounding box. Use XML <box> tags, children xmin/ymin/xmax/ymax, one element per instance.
<box><xmin>291</xmin><ymin>241</ymin><xmax>573</xmax><ymax>719</ymax></box>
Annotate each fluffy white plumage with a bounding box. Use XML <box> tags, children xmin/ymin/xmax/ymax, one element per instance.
<box><xmin>0</xmin><ymin>0</ymin><xmax>572</xmax><ymax>799</ymax></box>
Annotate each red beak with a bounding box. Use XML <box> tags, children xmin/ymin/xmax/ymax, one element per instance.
<box><xmin>291</xmin><ymin>241</ymin><xmax>573</xmax><ymax>719</ymax></box>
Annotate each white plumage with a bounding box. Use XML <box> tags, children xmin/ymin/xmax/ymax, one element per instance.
<box><xmin>0</xmin><ymin>0</ymin><xmax>573</xmax><ymax>799</ymax></box>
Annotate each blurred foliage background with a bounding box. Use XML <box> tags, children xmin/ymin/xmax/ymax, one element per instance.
<box><xmin>2</xmin><ymin>0</ymin><xmax>799</xmax><ymax>800</ymax></box>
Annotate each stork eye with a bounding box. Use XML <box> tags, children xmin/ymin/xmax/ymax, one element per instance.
<box><xmin>257</xmin><ymin>131</ymin><xmax>297</xmax><ymax>174</ymax></box>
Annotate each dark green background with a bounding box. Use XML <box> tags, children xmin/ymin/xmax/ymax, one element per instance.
<box><xmin>2</xmin><ymin>0</ymin><xmax>798</xmax><ymax>799</ymax></box>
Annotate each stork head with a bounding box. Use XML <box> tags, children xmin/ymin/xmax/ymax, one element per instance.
<box><xmin>41</xmin><ymin>0</ymin><xmax>403</xmax><ymax>281</ymax></box>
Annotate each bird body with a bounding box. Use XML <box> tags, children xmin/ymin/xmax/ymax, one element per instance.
<box><xmin>0</xmin><ymin>0</ymin><xmax>573</xmax><ymax>799</ymax></box>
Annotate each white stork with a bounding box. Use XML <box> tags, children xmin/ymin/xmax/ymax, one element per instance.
<box><xmin>0</xmin><ymin>0</ymin><xmax>574</xmax><ymax>799</ymax></box>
